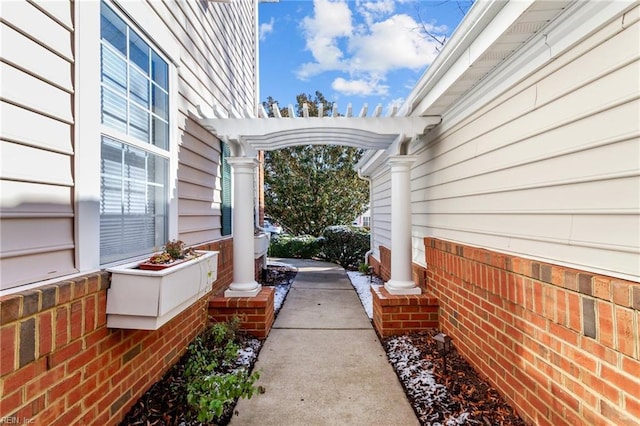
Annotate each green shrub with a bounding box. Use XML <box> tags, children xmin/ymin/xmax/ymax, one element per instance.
<box><xmin>320</xmin><ymin>225</ymin><xmax>370</xmax><ymax>270</ymax></box>
<box><xmin>184</xmin><ymin>318</ymin><xmax>261</xmax><ymax>423</ymax></box>
<box><xmin>268</xmin><ymin>234</ymin><xmax>321</xmax><ymax>259</ymax></box>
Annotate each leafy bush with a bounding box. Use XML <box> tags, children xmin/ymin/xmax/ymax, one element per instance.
<box><xmin>320</xmin><ymin>225</ymin><xmax>370</xmax><ymax>270</ymax></box>
<box><xmin>268</xmin><ymin>234</ymin><xmax>321</xmax><ymax>259</ymax></box>
<box><xmin>184</xmin><ymin>318</ymin><xmax>261</xmax><ymax>423</ymax></box>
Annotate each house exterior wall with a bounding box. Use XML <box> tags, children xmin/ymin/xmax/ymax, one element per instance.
<box><xmin>367</xmin><ymin>3</ymin><xmax>639</xmax><ymax>284</ymax></box>
<box><xmin>425</xmin><ymin>237</ymin><xmax>640</xmax><ymax>426</ymax></box>
<box><xmin>409</xmin><ymin>4</ymin><xmax>640</xmax><ymax>283</ymax></box>
<box><xmin>0</xmin><ymin>0</ymin><xmax>257</xmax><ymax>291</ymax></box>
<box><xmin>365</xmin><ymin>4</ymin><xmax>639</xmax><ymax>424</ymax></box>
<box><xmin>0</xmin><ymin>0</ymin><xmax>258</xmax><ymax>423</ymax></box>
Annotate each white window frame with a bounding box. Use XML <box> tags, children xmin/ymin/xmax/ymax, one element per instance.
<box><xmin>75</xmin><ymin>0</ymin><xmax>179</xmax><ymax>271</ymax></box>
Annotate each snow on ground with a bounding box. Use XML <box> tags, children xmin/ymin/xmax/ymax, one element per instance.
<box><xmin>236</xmin><ymin>337</ymin><xmax>261</xmax><ymax>368</ymax></box>
<box><xmin>273</xmin><ymin>284</ymin><xmax>290</xmax><ymax>312</ymax></box>
<box><xmin>346</xmin><ymin>270</ymin><xmax>379</xmax><ymax>319</ymax></box>
<box><xmin>386</xmin><ymin>335</ymin><xmax>471</xmax><ymax>425</ymax></box>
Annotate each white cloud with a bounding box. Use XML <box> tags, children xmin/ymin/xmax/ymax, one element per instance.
<box><xmin>296</xmin><ymin>0</ymin><xmax>448</xmax><ymax>97</ymax></box>
<box><xmin>356</xmin><ymin>0</ymin><xmax>395</xmax><ymax>25</ymax></box>
<box><xmin>348</xmin><ymin>14</ymin><xmax>441</xmax><ymax>73</ymax></box>
<box><xmin>331</xmin><ymin>77</ymin><xmax>389</xmax><ymax>96</ymax></box>
<box><xmin>260</xmin><ymin>17</ymin><xmax>275</xmax><ymax>41</ymax></box>
<box><xmin>298</xmin><ymin>0</ymin><xmax>353</xmax><ymax>79</ymax></box>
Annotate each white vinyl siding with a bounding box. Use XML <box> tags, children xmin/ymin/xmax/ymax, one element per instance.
<box><xmin>141</xmin><ymin>0</ymin><xmax>256</xmax><ymax>245</ymax></box>
<box><xmin>408</xmin><ymin>6</ymin><xmax>640</xmax><ymax>281</ymax></box>
<box><xmin>1</xmin><ymin>0</ymin><xmax>257</xmax><ymax>291</ymax></box>
<box><xmin>0</xmin><ymin>0</ymin><xmax>76</xmax><ymax>290</ymax></box>
<box><xmin>370</xmin><ymin>169</ymin><xmax>391</xmax><ymax>261</ymax></box>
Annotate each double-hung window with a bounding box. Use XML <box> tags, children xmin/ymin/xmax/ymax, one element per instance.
<box><xmin>99</xmin><ymin>1</ymin><xmax>170</xmax><ymax>263</ymax></box>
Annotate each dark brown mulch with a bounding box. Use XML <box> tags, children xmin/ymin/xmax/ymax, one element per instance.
<box><xmin>259</xmin><ymin>264</ymin><xmax>298</xmax><ymax>286</ymax></box>
<box><xmin>384</xmin><ymin>329</ymin><xmax>525</xmax><ymax>426</ymax></box>
<box><xmin>119</xmin><ymin>332</ymin><xmax>260</xmax><ymax>426</ymax></box>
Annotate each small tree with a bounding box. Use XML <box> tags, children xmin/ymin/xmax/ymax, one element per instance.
<box><xmin>262</xmin><ymin>92</ymin><xmax>369</xmax><ymax>236</ymax></box>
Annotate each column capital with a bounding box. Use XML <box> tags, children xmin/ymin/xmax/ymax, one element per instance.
<box><xmin>387</xmin><ymin>155</ymin><xmax>417</xmax><ymax>168</ymax></box>
<box><xmin>226</xmin><ymin>156</ymin><xmax>259</xmax><ymax>168</ymax></box>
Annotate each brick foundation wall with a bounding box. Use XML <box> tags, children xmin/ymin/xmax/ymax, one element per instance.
<box><xmin>0</xmin><ymin>238</ymin><xmax>234</xmax><ymax>425</ymax></box>
<box><xmin>424</xmin><ymin>237</ymin><xmax>640</xmax><ymax>426</ymax></box>
<box><xmin>369</xmin><ymin>246</ymin><xmax>391</xmax><ymax>281</ymax></box>
<box><xmin>195</xmin><ymin>238</ymin><xmax>233</xmax><ymax>295</ymax></box>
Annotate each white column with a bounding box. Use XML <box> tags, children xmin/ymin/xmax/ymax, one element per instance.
<box><xmin>385</xmin><ymin>155</ymin><xmax>421</xmax><ymax>295</ymax></box>
<box><xmin>225</xmin><ymin>157</ymin><xmax>262</xmax><ymax>297</ymax></box>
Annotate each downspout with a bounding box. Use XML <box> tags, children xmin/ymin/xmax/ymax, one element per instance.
<box><xmin>358</xmin><ymin>169</ymin><xmax>374</xmax><ymax>266</ymax></box>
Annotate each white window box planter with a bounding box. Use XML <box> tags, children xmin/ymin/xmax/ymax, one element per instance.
<box><xmin>254</xmin><ymin>232</ymin><xmax>269</xmax><ymax>259</ymax></box>
<box><xmin>106</xmin><ymin>250</ymin><xmax>218</xmax><ymax>330</ymax></box>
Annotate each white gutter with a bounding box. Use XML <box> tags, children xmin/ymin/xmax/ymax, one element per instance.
<box><xmin>404</xmin><ymin>0</ymin><xmax>522</xmax><ymax>117</ymax></box>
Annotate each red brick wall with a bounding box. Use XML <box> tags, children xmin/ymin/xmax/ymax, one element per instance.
<box><xmin>424</xmin><ymin>237</ymin><xmax>640</xmax><ymax>426</ymax></box>
<box><xmin>0</xmin><ymin>238</ymin><xmax>234</xmax><ymax>425</ymax></box>
<box><xmin>369</xmin><ymin>246</ymin><xmax>391</xmax><ymax>281</ymax></box>
<box><xmin>197</xmin><ymin>238</ymin><xmax>233</xmax><ymax>295</ymax></box>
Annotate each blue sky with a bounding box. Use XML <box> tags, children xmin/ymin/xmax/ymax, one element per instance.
<box><xmin>258</xmin><ymin>0</ymin><xmax>472</xmax><ymax>115</ymax></box>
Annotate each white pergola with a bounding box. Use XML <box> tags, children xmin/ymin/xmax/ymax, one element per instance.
<box><xmin>198</xmin><ymin>103</ymin><xmax>441</xmax><ymax>297</ymax></box>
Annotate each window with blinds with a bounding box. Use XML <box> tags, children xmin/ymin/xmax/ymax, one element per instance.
<box><xmin>99</xmin><ymin>1</ymin><xmax>170</xmax><ymax>263</ymax></box>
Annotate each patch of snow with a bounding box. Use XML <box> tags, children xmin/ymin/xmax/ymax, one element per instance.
<box><xmin>232</xmin><ymin>337</ymin><xmax>262</xmax><ymax>378</ymax></box>
<box><xmin>385</xmin><ymin>335</ymin><xmax>471</xmax><ymax>425</ymax></box>
<box><xmin>346</xmin><ymin>270</ymin><xmax>379</xmax><ymax>319</ymax></box>
<box><xmin>446</xmin><ymin>412</ymin><xmax>471</xmax><ymax>425</ymax></box>
<box><xmin>273</xmin><ymin>284</ymin><xmax>291</xmax><ymax>312</ymax></box>
<box><xmin>386</xmin><ymin>335</ymin><xmax>447</xmax><ymax>421</ymax></box>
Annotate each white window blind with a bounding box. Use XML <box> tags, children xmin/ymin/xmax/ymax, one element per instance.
<box><xmin>99</xmin><ymin>1</ymin><xmax>170</xmax><ymax>263</ymax></box>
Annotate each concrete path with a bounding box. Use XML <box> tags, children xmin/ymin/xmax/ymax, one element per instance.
<box><xmin>231</xmin><ymin>259</ymin><xmax>418</xmax><ymax>426</ymax></box>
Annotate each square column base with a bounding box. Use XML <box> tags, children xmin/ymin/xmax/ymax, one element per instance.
<box><xmin>224</xmin><ymin>284</ymin><xmax>262</xmax><ymax>298</ymax></box>
<box><xmin>371</xmin><ymin>285</ymin><xmax>439</xmax><ymax>337</ymax></box>
<box><xmin>209</xmin><ymin>287</ymin><xmax>274</xmax><ymax>339</ymax></box>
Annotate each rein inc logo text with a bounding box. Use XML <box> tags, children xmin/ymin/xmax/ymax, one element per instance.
<box><xmin>0</xmin><ymin>418</ymin><xmax>35</xmax><ymax>424</ymax></box>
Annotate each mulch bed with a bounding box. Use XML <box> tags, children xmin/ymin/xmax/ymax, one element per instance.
<box><xmin>384</xmin><ymin>329</ymin><xmax>525</xmax><ymax>426</ymax></box>
<box><xmin>119</xmin><ymin>332</ymin><xmax>260</xmax><ymax>426</ymax></box>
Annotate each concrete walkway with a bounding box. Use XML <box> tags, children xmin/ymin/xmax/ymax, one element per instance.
<box><xmin>231</xmin><ymin>259</ymin><xmax>418</xmax><ymax>426</ymax></box>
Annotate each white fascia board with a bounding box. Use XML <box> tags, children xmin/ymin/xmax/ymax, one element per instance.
<box><xmin>404</xmin><ymin>0</ymin><xmax>509</xmax><ymax>115</ymax></box>
<box><xmin>408</xmin><ymin>0</ymin><xmax>536</xmax><ymax>117</ymax></box>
